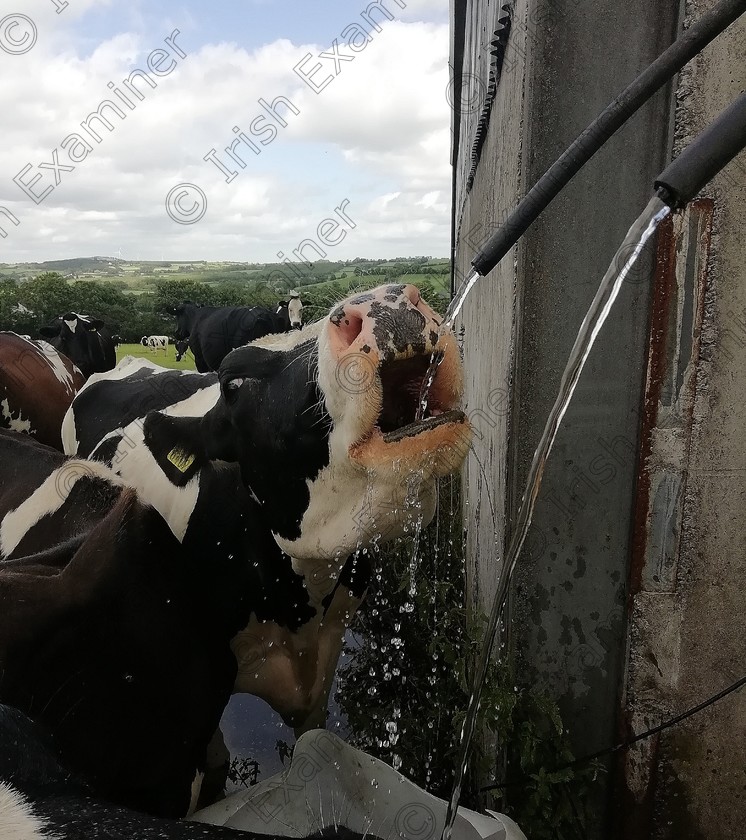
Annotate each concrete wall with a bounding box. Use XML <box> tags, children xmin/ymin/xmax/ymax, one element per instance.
<box><xmin>451</xmin><ymin>0</ymin><xmax>745</xmax><ymax>836</ymax></box>
<box><xmin>617</xmin><ymin>3</ymin><xmax>746</xmax><ymax>838</ymax></box>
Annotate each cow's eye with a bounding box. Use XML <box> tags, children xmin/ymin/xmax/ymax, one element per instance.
<box><xmin>224</xmin><ymin>377</ymin><xmax>245</xmax><ymax>399</ymax></box>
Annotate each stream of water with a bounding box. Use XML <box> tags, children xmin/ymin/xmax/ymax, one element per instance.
<box><xmin>431</xmin><ymin>196</ymin><xmax>672</xmax><ymax>840</ymax></box>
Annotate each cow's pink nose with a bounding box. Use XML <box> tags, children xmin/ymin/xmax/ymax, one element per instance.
<box><xmin>329</xmin><ymin>284</ymin><xmax>427</xmax><ymax>357</ymax></box>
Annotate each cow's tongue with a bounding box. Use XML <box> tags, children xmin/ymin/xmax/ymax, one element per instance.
<box><xmin>382</xmin><ymin>409</ymin><xmax>466</xmax><ymax>443</ymax></box>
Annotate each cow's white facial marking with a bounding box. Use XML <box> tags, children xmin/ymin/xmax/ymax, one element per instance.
<box><xmin>0</xmin><ymin>781</ymin><xmax>52</xmax><ymax>840</ymax></box>
<box><xmin>64</xmin><ymin>318</ymin><xmax>78</xmax><ymax>334</ymax></box>
<box><xmin>288</xmin><ymin>297</ymin><xmax>303</xmax><ymax>327</ymax></box>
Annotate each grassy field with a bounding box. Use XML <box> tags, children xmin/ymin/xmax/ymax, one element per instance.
<box><xmin>116</xmin><ymin>343</ymin><xmax>196</xmax><ymax>371</ymax></box>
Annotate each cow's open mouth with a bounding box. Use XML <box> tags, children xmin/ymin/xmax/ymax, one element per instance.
<box><xmin>375</xmin><ymin>354</ymin><xmax>462</xmax><ymax>436</ymax></box>
<box><xmin>349</xmin><ymin>351</ymin><xmax>470</xmax><ymax>471</ymax></box>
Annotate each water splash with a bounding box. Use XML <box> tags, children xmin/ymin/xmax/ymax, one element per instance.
<box><xmin>416</xmin><ymin>268</ymin><xmax>481</xmax><ymax>421</ymax></box>
<box><xmin>440</xmin><ymin>196</ymin><xmax>671</xmax><ymax>840</ymax></box>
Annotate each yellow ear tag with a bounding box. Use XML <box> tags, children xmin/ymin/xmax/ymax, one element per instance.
<box><xmin>167</xmin><ymin>447</ymin><xmax>195</xmax><ymax>473</ymax></box>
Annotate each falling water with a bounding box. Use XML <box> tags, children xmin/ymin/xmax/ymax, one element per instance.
<box><xmin>415</xmin><ymin>268</ymin><xmax>481</xmax><ymax>421</ymax></box>
<box><xmin>439</xmin><ymin>196</ymin><xmax>671</xmax><ymax>840</ymax></box>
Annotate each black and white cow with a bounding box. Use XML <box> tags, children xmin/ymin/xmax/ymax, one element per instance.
<box><xmin>39</xmin><ymin>313</ymin><xmax>116</xmax><ymax>378</ymax></box>
<box><xmin>173</xmin><ymin>303</ymin><xmax>291</xmax><ymax>372</ymax></box>
<box><xmin>0</xmin><ymin>332</ymin><xmax>85</xmax><ymax>449</ymax></box>
<box><xmin>63</xmin><ymin>285</ymin><xmax>471</xmax><ymax>735</ymax></box>
<box><xmin>175</xmin><ymin>338</ymin><xmax>190</xmax><ymax>362</ymax></box>
<box><xmin>141</xmin><ymin>335</ymin><xmax>169</xmax><ymax>355</ymax></box>
<box><xmin>276</xmin><ymin>292</ymin><xmax>303</xmax><ymax>331</ymax></box>
<box><xmin>0</xmin><ymin>430</ymin><xmax>244</xmax><ymax>817</ymax></box>
<box><xmin>0</xmin><ymin>703</ymin><xmax>380</xmax><ymax>839</ymax></box>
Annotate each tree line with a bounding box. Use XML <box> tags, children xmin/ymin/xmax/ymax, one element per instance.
<box><xmin>0</xmin><ymin>271</ymin><xmax>450</xmax><ymax>342</ymax></box>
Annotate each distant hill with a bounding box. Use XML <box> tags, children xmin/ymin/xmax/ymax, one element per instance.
<box><xmin>0</xmin><ymin>256</ymin><xmax>451</xmax><ymax>296</ymax></box>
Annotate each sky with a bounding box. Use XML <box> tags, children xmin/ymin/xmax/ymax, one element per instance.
<box><xmin>0</xmin><ymin>0</ymin><xmax>452</xmax><ymax>264</ymax></box>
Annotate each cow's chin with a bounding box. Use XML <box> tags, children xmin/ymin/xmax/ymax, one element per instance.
<box><xmin>275</xmin><ymin>473</ymin><xmax>440</xmax><ymax>568</ymax></box>
<box><xmin>349</xmin><ymin>414</ymin><xmax>471</xmax><ymax>477</ymax></box>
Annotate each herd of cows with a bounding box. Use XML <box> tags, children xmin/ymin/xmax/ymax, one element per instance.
<box><xmin>0</xmin><ymin>285</ymin><xmax>472</xmax><ymax>839</ymax></box>
<box><xmin>135</xmin><ymin>293</ymin><xmax>305</xmax><ymax>369</ymax></box>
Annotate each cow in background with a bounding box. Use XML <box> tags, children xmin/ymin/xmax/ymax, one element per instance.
<box><xmin>141</xmin><ymin>335</ymin><xmax>169</xmax><ymax>355</ymax></box>
<box><xmin>175</xmin><ymin>338</ymin><xmax>190</xmax><ymax>362</ymax></box>
<box><xmin>276</xmin><ymin>291</ymin><xmax>303</xmax><ymax>331</ymax></box>
<box><xmin>0</xmin><ymin>332</ymin><xmax>84</xmax><ymax>450</ymax></box>
<box><xmin>39</xmin><ymin>313</ymin><xmax>116</xmax><ymax>378</ymax></box>
<box><xmin>173</xmin><ymin>303</ymin><xmax>292</xmax><ymax>372</ymax></box>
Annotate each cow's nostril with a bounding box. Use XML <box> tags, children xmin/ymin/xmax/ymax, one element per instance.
<box><xmin>403</xmin><ymin>285</ymin><xmax>421</xmax><ymax>306</ymax></box>
<box><xmin>334</xmin><ymin>312</ymin><xmax>364</xmax><ymax>349</ymax></box>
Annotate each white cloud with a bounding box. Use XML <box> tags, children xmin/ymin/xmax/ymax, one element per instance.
<box><xmin>0</xmin><ymin>7</ymin><xmax>452</xmax><ymax>262</ymax></box>
<box><xmin>397</xmin><ymin>0</ymin><xmax>449</xmax><ymax>23</ymax></box>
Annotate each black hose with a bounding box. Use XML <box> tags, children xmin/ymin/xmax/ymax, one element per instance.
<box><xmin>656</xmin><ymin>92</ymin><xmax>746</xmax><ymax>208</ymax></box>
<box><xmin>471</xmin><ymin>0</ymin><xmax>746</xmax><ymax>277</ymax></box>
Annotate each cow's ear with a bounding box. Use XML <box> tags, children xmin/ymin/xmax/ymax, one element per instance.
<box><xmin>39</xmin><ymin>324</ymin><xmax>60</xmax><ymax>338</ymax></box>
<box><xmin>143</xmin><ymin>411</ymin><xmax>207</xmax><ymax>487</ymax></box>
<box><xmin>86</xmin><ymin>319</ymin><xmax>105</xmax><ymax>331</ymax></box>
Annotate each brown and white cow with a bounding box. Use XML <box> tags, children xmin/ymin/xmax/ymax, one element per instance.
<box><xmin>0</xmin><ymin>332</ymin><xmax>85</xmax><ymax>450</ymax></box>
<box><xmin>63</xmin><ymin>284</ymin><xmax>471</xmax><ymax>733</ymax></box>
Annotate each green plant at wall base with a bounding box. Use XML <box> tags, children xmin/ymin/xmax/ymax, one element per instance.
<box><xmin>335</xmin><ymin>473</ymin><xmax>601</xmax><ymax>839</ymax></box>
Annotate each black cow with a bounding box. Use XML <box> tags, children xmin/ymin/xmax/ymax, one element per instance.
<box><xmin>39</xmin><ymin>312</ymin><xmax>116</xmax><ymax>378</ymax></box>
<box><xmin>0</xmin><ymin>703</ymin><xmax>381</xmax><ymax>839</ymax></box>
<box><xmin>173</xmin><ymin>303</ymin><xmax>291</xmax><ymax>372</ymax></box>
<box><xmin>62</xmin><ymin>285</ymin><xmax>472</xmax><ymax>736</ymax></box>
